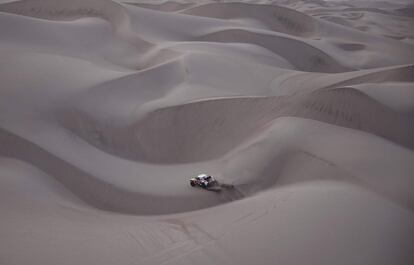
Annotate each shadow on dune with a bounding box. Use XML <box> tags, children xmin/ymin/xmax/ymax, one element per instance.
<box><xmin>195</xmin><ymin>28</ymin><xmax>351</xmax><ymax>73</ymax></box>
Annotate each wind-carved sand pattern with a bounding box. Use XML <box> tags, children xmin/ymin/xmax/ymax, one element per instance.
<box><xmin>1</xmin><ymin>0</ymin><xmax>414</xmax><ymax>265</ymax></box>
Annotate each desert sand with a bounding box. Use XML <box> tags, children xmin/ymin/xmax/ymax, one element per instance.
<box><xmin>1</xmin><ymin>0</ymin><xmax>414</xmax><ymax>264</ymax></box>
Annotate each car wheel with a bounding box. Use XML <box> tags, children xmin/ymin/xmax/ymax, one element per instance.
<box><xmin>190</xmin><ymin>181</ymin><xmax>195</xmax><ymax>187</ymax></box>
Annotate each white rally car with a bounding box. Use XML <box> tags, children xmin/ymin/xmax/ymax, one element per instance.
<box><xmin>190</xmin><ymin>174</ymin><xmax>219</xmax><ymax>190</ymax></box>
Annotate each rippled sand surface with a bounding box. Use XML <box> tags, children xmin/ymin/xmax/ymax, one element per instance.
<box><xmin>1</xmin><ymin>0</ymin><xmax>414</xmax><ymax>264</ymax></box>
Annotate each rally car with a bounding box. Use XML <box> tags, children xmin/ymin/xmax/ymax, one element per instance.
<box><xmin>190</xmin><ymin>174</ymin><xmax>219</xmax><ymax>190</ymax></box>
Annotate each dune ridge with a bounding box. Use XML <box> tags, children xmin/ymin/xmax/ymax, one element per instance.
<box><xmin>0</xmin><ymin>127</ymin><xmax>242</xmax><ymax>215</ymax></box>
<box><xmin>0</xmin><ymin>0</ymin><xmax>179</xmax><ymax>69</ymax></box>
<box><xmin>181</xmin><ymin>2</ymin><xmax>318</xmax><ymax>37</ymax></box>
<box><xmin>62</xmin><ymin>85</ymin><xmax>414</xmax><ymax>164</ymax></box>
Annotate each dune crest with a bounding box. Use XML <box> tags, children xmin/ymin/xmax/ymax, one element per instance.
<box><xmin>181</xmin><ymin>2</ymin><xmax>318</xmax><ymax>37</ymax></box>
<box><xmin>0</xmin><ymin>0</ymin><xmax>179</xmax><ymax>69</ymax></box>
<box><xmin>62</xmin><ymin>85</ymin><xmax>414</xmax><ymax>164</ymax></box>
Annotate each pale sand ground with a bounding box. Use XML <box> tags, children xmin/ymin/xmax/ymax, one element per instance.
<box><xmin>1</xmin><ymin>0</ymin><xmax>414</xmax><ymax>264</ymax></box>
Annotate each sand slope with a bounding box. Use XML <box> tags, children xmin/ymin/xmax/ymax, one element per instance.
<box><xmin>1</xmin><ymin>0</ymin><xmax>414</xmax><ymax>264</ymax></box>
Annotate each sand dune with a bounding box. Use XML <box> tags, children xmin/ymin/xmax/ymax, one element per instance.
<box><xmin>0</xmin><ymin>127</ymin><xmax>240</xmax><ymax>215</ymax></box>
<box><xmin>181</xmin><ymin>2</ymin><xmax>318</xmax><ymax>37</ymax></box>
<box><xmin>1</xmin><ymin>0</ymin><xmax>414</xmax><ymax>264</ymax></box>
<box><xmin>0</xmin><ymin>0</ymin><xmax>179</xmax><ymax>69</ymax></box>
<box><xmin>62</xmin><ymin>86</ymin><xmax>414</xmax><ymax>164</ymax></box>
<box><xmin>127</xmin><ymin>1</ymin><xmax>194</xmax><ymax>12</ymax></box>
